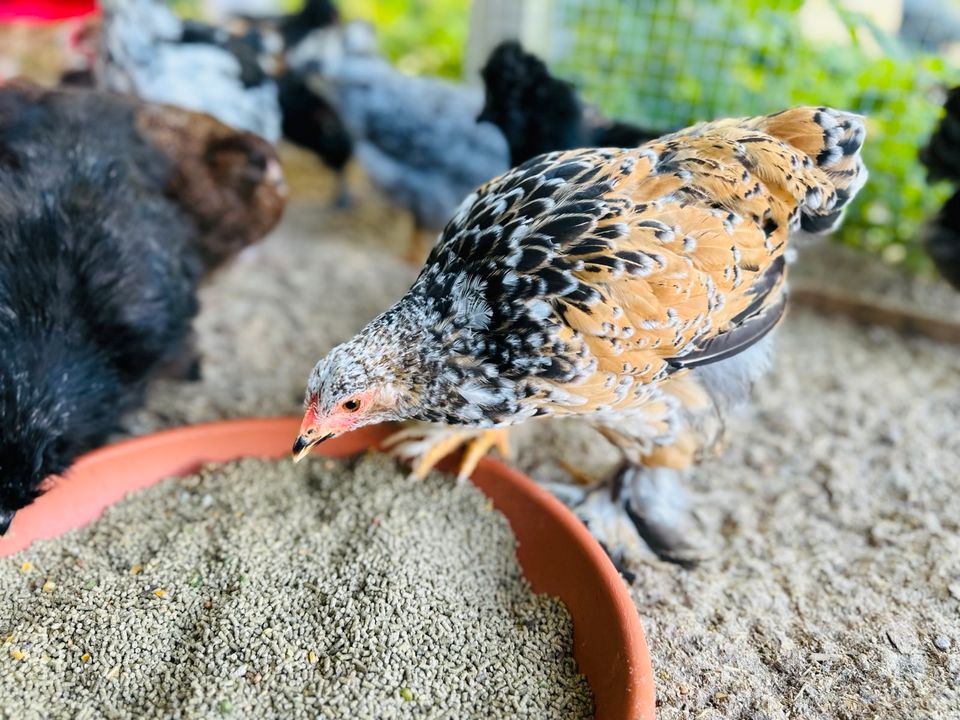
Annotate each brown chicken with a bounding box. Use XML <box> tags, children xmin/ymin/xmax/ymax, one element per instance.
<box><xmin>1</xmin><ymin>80</ymin><xmax>285</xmax><ymax>275</ymax></box>
<box><xmin>134</xmin><ymin>102</ymin><xmax>286</xmax><ymax>271</ymax></box>
<box><xmin>293</xmin><ymin>106</ymin><xmax>868</xmax><ymax>564</ymax></box>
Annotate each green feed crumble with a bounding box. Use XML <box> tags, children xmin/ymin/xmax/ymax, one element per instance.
<box><xmin>0</xmin><ymin>453</ymin><xmax>594</xmax><ymax>720</ymax></box>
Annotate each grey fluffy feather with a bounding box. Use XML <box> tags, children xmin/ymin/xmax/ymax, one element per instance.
<box><xmin>288</xmin><ymin>22</ymin><xmax>510</xmax><ymax>231</ymax></box>
<box><xmin>98</xmin><ymin>0</ymin><xmax>281</xmax><ymax>142</ymax></box>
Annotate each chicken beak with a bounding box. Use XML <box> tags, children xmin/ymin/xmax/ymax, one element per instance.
<box><xmin>291</xmin><ymin>432</ymin><xmax>334</xmax><ymax>463</ymax></box>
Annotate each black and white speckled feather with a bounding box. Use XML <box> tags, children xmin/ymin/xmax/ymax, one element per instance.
<box><xmin>303</xmin><ymin>106</ymin><xmax>868</xmax><ymax>448</ymax></box>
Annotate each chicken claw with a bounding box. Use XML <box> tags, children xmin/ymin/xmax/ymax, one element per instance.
<box><xmin>383</xmin><ymin>423</ymin><xmax>511</xmax><ymax>482</ymax></box>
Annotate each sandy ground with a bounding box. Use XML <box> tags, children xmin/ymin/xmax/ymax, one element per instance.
<box><xmin>127</xmin><ymin>156</ymin><xmax>960</xmax><ymax>719</ymax></box>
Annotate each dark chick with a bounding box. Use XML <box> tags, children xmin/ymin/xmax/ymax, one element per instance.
<box><xmin>478</xmin><ymin>40</ymin><xmax>669</xmax><ymax>166</ymax></box>
<box><xmin>279</xmin><ymin>0</ymin><xmax>340</xmax><ymax>49</ymax></box>
<box><xmin>0</xmin><ymin>146</ymin><xmax>199</xmax><ymax>534</ymax></box>
<box><xmin>277</xmin><ymin>72</ymin><xmax>354</xmax><ymax>207</ymax></box>
<box><xmin>3</xmin><ymin>82</ymin><xmax>286</xmax><ymax>275</ymax></box>
<box><xmin>0</xmin><ymin>81</ymin><xmax>286</xmax><ymax>531</ymax></box>
<box><xmin>920</xmin><ymin>86</ymin><xmax>960</xmax><ymax>288</ymax></box>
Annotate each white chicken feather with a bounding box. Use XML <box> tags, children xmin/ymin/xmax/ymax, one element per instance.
<box><xmin>99</xmin><ymin>0</ymin><xmax>281</xmax><ymax>142</ymax></box>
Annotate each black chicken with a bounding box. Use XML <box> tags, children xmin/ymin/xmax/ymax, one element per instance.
<box><xmin>920</xmin><ymin>86</ymin><xmax>960</xmax><ymax>289</ymax></box>
<box><xmin>0</xmin><ymin>81</ymin><xmax>286</xmax><ymax>532</ymax></box>
<box><xmin>477</xmin><ymin>41</ymin><xmax>669</xmax><ymax>166</ymax></box>
<box><xmin>278</xmin><ymin>0</ymin><xmax>340</xmax><ymax>49</ymax></box>
<box><xmin>230</xmin><ymin>0</ymin><xmax>354</xmax><ymax>206</ymax></box>
<box><xmin>277</xmin><ymin>72</ymin><xmax>354</xmax><ymax>207</ymax></box>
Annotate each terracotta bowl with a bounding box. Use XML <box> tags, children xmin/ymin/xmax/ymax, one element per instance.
<box><xmin>0</xmin><ymin>417</ymin><xmax>656</xmax><ymax>720</ymax></box>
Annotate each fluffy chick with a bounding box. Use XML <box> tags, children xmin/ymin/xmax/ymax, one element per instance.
<box><xmin>277</xmin><ymin>72</ymin><xmax>354</xmax><ymax>207</ymax></box>
<box><xmin>478</xmin><ymin>41</ymin><xmax>669</xmax><ymax>166</ymax></box>
<box><xmin>133</xmin><ymin>98</ymin><xmax>287</xmax><ymax>271</ymax></box>
<box><xmin>294</xmin><ymin>107</ymin><xmax>868</xmax><ymax>564</ymax></box>
<box><xmin>223</xmin><ymin>0</ymin><xmax>352</xmax><ymax>206</ymax></box>
<box><xmin>0</xmin><ymin>130</ymin><xmax>198</xmax><ymax>535</ymax></box>
<box><xmin>0</xmin><ymin>81</ymin><xmax>285</xmax><ymax>531</ymax></box>
<box><xmin>98</xmin><ymin>0</ymin><xmax>282</xmax><ymax>141</ymax></box>
<box><xmin>920</xmin><ymin>85</ymin><xmax>960</xmax><ymax>288</ymax></box>
<box><xmin>287</xmin><ymin>21</ymin><xmax>510</xmax><ymax>261</ymax></box>
<box><xmin>4</xmin><ymin>81</ymin><xmax>286</xmax><ymax>274</ymax></box>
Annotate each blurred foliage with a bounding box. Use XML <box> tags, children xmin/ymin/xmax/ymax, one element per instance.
<box><xmin>554</xmin><ymin>0</ymin><xmax>955</xmax><ymax>271</ymax></box>
<box><xmin>169</xmin><ymin>0</ymin><xmax>204</xmax><ymax>18</ymax></box>
<box><xmin>342</xmin><ymin>0</ymin><xmax>469</xmax><ymax>78</ymax></box>
<box><xmin>170</xmin><ymin>0</ymin><xmax>468</xmax><ymax>76</ymax></box>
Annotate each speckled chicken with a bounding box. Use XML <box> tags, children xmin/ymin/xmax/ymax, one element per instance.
<box><xmin>98</xmin><ymin>0</ymin><xmax>282</xmax><ymax>141</ymax></box>
<box><xmin>293</xmin><ymin>107</ymin><xmax>868</xmax><ymax>563</ymax></box>
<box><xmin>287</xmin><ymin>21</ymin><xmax>510</xmax><ymax>261</ymax></box>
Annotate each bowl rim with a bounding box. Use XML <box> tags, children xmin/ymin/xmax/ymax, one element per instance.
<box><xmin>0</xmin><ymin>416</ymin><xmax>656</xmax><ymax>720</ymax></box>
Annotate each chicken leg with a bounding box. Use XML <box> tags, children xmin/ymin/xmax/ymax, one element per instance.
<box><xmin>383</xmin><ymin>423</ymin><xmax>511</xmax><ymax>482</ymax></box>
<box><xmin>544</xmin><ymin>460</ymin><xmax>703</xmax><ymax>569</ymax></box>
<box><xmin>545</xmin><ymin>400</ymin><xmax>709</xmax><ymax>568</ymax></box>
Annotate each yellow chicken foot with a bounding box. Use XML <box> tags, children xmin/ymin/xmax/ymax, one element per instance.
<box><xmin>382</xmin><ymin>424</ymin><xmax>511</xmax><ymax>482</ymax></box>
<box><xmin>457</xmin><ymin>428</ymin><xmax>512</xmax><ymax>481</ymax></box>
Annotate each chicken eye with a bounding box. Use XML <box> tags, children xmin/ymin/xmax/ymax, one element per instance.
<box><xmin>342</xmin><ymin>399</ymin><xmax>360</xmax><ymax>412</ymax></box>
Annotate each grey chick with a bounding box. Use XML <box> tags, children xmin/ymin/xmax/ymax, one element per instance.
<box><xmin>287</xmin><ymin>21</ymin><xmax>510</xmax><ymax>262</ymax></box>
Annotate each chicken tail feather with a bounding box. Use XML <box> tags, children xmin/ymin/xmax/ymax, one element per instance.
<box><xmin>749</xmin><ymin>106</ymin><xmax>868</xmax><ymax>235</ymax></box>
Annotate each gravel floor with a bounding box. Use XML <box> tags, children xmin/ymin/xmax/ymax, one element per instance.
<box><xmin>123</xmin><ymin>155</ymin><xmax>960</xmax><ymax>720</ymax></box>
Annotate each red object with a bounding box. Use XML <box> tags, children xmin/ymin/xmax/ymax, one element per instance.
<box><xmin>0</xmin><ymin>417</ymin><xmax>657</xmax><ymax>720</ymax></box>
<box><xmin>0</xmin><ymin>0</ymin><xmax>98</xmax><ymax>21</ymax></box>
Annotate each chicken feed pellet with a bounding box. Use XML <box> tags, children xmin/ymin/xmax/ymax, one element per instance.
<box><xmin>0</xmin><ymin>453</ymin><xmax>593</xmax><ymax>719</ymax></box>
